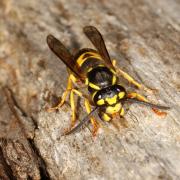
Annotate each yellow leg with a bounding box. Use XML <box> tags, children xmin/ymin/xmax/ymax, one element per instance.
<box><xmin>69</xmin><ymin>88</ymin><xmax>99</xmax><ymax>135</ymax></box>
<box><xmin>118</xmin><ymin>108</ymin><xmax>128</xmax><ymax>128</ymax></box>
<box><xmin>112</xmin><ymin>60</ymin><xmax>153</xmax><ymax>93</ymax></box>
<box><xmin>127</xmin><ymin>92</ymin><xmax>167</xmax><ymax>116</ymax></box>
<box><xmin>70</xmin><ymin>88</ymin><xmax>93</xmax><ymax>128</ymax></box>
<box><xmin>100</xmin><ymin>112</ymin><xmax>112</xmax><ymax>121</ymax></box>
<box><xmin>84</xmin><ymin>99</ymin><xmax>99</xmax><ymax>136</ymax></box>
<box><xmin>70</xmin><ymin>90</ymin><xmax>76</xmax><ymax>127</ymax></box>
<box><xmin>119</xmin><ymin>107</ymin><xmax>125</xmax><ymax>117</ymax></box>
<box><xmin>62</xmin><ymin>88</ymin><xmax>91</xmax><ymax>134</ymax></box>
<box><xmin>47</xmin><ymin>74</ymin><xmax>74</xmax><ymax>112</ymax></box>
<box><xmin>69</xmin><ymin>88</ymin><xmax>89</xmax><ymax>127</ymax></box>
<box><xmin>127</xmin><ymin>92</ymin><xmax>148</xmax><ymax>102</ymax></box>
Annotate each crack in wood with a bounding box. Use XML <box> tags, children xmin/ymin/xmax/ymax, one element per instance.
<box><xmin>27</xmin><ymin>138</ymin><xmax>51</xmax><ymax>180</ymax></box>
<box><xmin>2</xmin><ymin>87</ymin><xmax>51</xmax><ymax>179</ymax></box>
<box><xmin>0</xmin><ymin>143</ymin><xmax>17</xmax><ymax>180</ymax></box>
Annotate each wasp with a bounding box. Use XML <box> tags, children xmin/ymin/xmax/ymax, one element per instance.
<box><xmin>47</xmin><ymin>26</ymin><xmax>170</xmax><ymax>135</ymax></box>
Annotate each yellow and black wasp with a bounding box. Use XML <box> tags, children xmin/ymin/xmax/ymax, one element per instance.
<box><xmin>47</xmin><ymin>26</ymin><xmax>170</xmax><ymax>135</ymax></box>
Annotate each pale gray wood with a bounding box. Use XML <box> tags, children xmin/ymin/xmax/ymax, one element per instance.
<box><xmin>0</xmin><ymin>0</ymin><xmax>179</xmax><ymax>179</ymax></box>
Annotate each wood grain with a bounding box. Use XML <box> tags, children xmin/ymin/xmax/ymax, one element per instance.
<box><xmin>0</xmin><ymin>0</ymin><xmax>179</xmax><ymax>179</ymax></box>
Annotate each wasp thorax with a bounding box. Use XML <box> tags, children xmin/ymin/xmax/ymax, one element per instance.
<box><xmin>87</xmin><ymin>66</ymin><xmax>115</xmax><ymax>89</ymax></box>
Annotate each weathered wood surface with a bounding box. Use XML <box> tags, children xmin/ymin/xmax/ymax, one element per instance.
<box><xmin>0</xmin><ymin>0</ymin><xmax>180</xmax><ymax>179</ymax></box>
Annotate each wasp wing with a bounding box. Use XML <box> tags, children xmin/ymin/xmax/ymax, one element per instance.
<box><xmin>83</xmin><ymin>26</ymin><xmax>115</xmax><ymax>70</ymax></box>
<box><xmin>47</xmin><ymin>34</ymin><xmax>84</xmax><ymax>79</ymax></box>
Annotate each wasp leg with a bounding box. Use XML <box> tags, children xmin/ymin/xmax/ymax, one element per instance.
<box><xmin>84</xmin><ymin>99</ymin><xmax>99</xmax><ymax>136</ymax></box>
<box><xmin>100</xmin><ymin>112</ymin><xmax>112</xmax><ymax>122</ymax></box>
<box><xmin>127</xmin><ymin>92</ymin><xmax>148</xmax><ymax>102</ymax></box>
<box><xmin>119</xmin><ymin>107</ymin><xmax>125</xmax><ymax>117</ymax></box>
<box><xmin>112</xmin><ymin>60</ymin><xmax>153</xmax><ymax>93</ymax></box>
<box><xmin>61</xmin><ymin>88</ymin><xmax>89</xmax><ymax>135</ymax></box>
<box><xmin>127</xmin><ymin>92</ymin><xmax>167</xmax><ymax>116</ymax></box>
<box><xmin>69</xmin><ymin>89</ymin><xmax>99</xmax><ymax>135</ymax></box>
<box><xmin>67</xmin><ymin>88</ymin><xmax>87</xmax><ymax>128</ymax></box>
<box><xmin>47</xmin><ymin>74</ymin><xmax>75</xmax><ymax>112</ymax></box>
<box><xmin>69</xmin><ymin>89</ymin><xmax>77</xmax><ymax>128</ymax></box>
<box><xmin>70</xmin><ymin>89</ymin><xmax>92</xmax><ymax>128</ymax></box>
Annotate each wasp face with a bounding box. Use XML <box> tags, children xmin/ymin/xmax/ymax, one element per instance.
<box><xmin>94</xmin><ymin>85</ymin><xmax>126</xmax><ymax>114</ymax></box>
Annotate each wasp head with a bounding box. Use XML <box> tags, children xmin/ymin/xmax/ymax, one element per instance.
<box><xmin>93</xmin><ymin>84</ymin><xmax>126</xmax><ymax>114</ymax></box>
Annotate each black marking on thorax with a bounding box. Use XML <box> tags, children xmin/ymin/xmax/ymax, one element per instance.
<box><xmin>87</xmin><ymin>66</ymin><xmax>113</xmax><ymax>89</ymax></box>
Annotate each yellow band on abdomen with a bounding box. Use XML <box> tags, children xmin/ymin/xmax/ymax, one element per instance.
<box><xmin>77</xmin><ymin>51</ymin><xmax>102</xmax><ymax>67</ymax></box>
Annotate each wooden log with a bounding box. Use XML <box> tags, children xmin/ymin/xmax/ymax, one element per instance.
<box><xmin>0</xmin><ymin>0</ymin><xmax>179</xmax><ymax>179</ymax></box>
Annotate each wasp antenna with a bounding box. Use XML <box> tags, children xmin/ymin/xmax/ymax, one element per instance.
<box><xmin>125</xmin><ymin>98</ymin><xmax>170</xmax><ymax>110</ymax></box>
<box><xmin>63</xmin><ymin>107</ymin><xmax>98</xmax><ymax>136</ymax></box>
